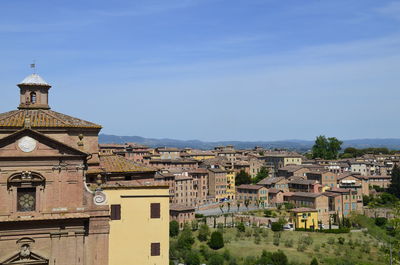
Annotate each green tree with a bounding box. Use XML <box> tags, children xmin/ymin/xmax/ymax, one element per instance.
<box><xmin>252</xmin><ymin>166</ymin><xmax>269</xmax><ymax>184</ymax></box>
<box><xmin>244</xmin><ymin>199</ymin><xmax>250</xmax><ymax>209</ymax></box>
<box><xmin>177</xmin><ymin>224</ymin><xmax>195</xmax><ymax>250</ymax></box>
<box><xmin>271</xmin><ymin>250</ymin><xmax>288</xmax><ymax>265</ymax></box>
<box><xmin>198</xmin><ymin>223</ymin><xmax>210</xmax><ymax>241</ymax></box>
<box><xmin>208</xmin><ymin>231</ymin><xmax>224</xmax><ymax>250</ymax></box>
<box><xmin>169</xmin><ymin>220</ymin><xmax>179</xmax><ymax>237</ymax></box>
<box><xmin>389</xmin><ymin>164</ymin><xmax>400</xmax><ymax>198</ymax></box>
<box><xmin>235</xmin><ymin>170</ymin><xmax>251</xmax><ymax>185</ymax></box>
<box><xmin>185</xmin><ymin>251</ymin><xmax>200</xmax><ymax>265</ymax></box>
<box><xmin>312</xmin><ymin>135</ymin><xmax>342</xmax><ymax>160</ymax></box>
<box><xmin>208</xmin><ymin>254</ymin><xmax>224</xmax><ymax>265</ymax></box>
<box><xmin>327</xmin><ymin>137</ymin><xmax>343</xmax><ymax>159</ymax></box>
<box><xmin>258</xmin><ymin>250</ymin><xmax>272</xmax><ymax>265</ymax></box>
<box><xmin>271</xmin><ymin>222</ymin><xmax>283</xmax><ymax>232</ymax></box>
<box><xmin>310</xmin><ymin>257</ymin><xmax>319</xmax><ymax>265</ymax></box>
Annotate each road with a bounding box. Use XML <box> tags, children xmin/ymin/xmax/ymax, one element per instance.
<box><xmin>196</xmin><ymin>205</ymin><xmax>260</xmax><ymax>216</ymax></box>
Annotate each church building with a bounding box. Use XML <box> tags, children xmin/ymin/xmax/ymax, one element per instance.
<box><xmin>0</xmin><ymin>72</ymin><xmax>170</xmax><ymax>265</ymax></box>
<box><xmin>0</xmin><ymin>73</ymin><xmax>110</xmax><ymax>265</ymax></box>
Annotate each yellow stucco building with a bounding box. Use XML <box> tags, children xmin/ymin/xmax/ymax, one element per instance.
<box><xmin>291</xmin><ymin>208</ymin><xmax>319</xmax><ymax>230</ymax></box>
<box><xmin>103</xmin><ymin>185</ymin><xmax>170</xmax><ymax>265</ymax></box>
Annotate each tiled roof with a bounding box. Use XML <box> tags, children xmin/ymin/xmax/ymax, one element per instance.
<box><xmin>267</xmin><ymin>188</ymin><xmax>283</xmax><ymax>194</ymax></box>
<box><xmin>236</xmin><ymin>184</ymin><xmax>264</xmax><ymax>190</ymax></box>
<box><xmin>289</xmin><ymin>178</ymin><xmax>318</xmax><ymax>185</ymax></box>
<box><xmin>257</xmin><ymin>177</ymin><xmax>285</xmax><ymax>185</ymax></box>
<box><xmin>98</xmin><ymin>155</ymin><xmax>156</xmax><ymax>173</ymax></box>
<box><xmin>208</xmin><ymin>168</ymin><xmax>227</xmax><ymax>173</ymax></box>
<box><xmin>291</xmin><ymin>192</ymin><xmax>323</xmax><ymax>198</ymax></box>
<box><xmin>0</xmin><ymin>109</ymin><xmax>101</xmax><ymax>129</ymax></box>
<box><xmin>170</xmin><ymin>204</ymin><xmax>196</xmax><ymax>211</ymax></box>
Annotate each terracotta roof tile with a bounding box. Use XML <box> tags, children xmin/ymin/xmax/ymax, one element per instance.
<box><xmin>99</xmin><ymin>155</ymin><xmax>156</xmax><ymax>173</ymax></box>
<box><xmin>0</xmin><ymin>109</ymin><xmax>101</xmax><ymax>129</ymax></box>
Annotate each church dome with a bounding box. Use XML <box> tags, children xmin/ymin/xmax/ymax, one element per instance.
<box><xmin>18</xmin><ymin>74</ymin><xmax>50</xmax><ymax>86</ymax></box>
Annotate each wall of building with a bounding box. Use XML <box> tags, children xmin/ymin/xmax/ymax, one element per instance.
<box><xmin>104</xmin><ymin>187</ymin><xmax>169</xmax><ymax>265</ymax></box>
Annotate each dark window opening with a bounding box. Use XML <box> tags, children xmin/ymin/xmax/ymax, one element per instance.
<box><xmin>151</xmin><ymin>243</ymin><xmax>160</xmax><ymax>256</ymax></box>
<box><xmin>150</xmin><ymin>203</ymin><xmax>160</xmax><ymax>219</ymax></box>
<box><xmin>110</xmin><ymin>204</ymin><xmax>121</xmax><ymax>220</ymax></box>
<box><xmin>17</xmin><ymin>188</ymin><xmax>36</xmax><ymax>212</ymax></box>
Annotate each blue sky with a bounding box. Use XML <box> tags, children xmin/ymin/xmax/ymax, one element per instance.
<box><xmin>1</xmin><ymin>0</ymin><xmax>400</xmax><ymax>141</ymax></box>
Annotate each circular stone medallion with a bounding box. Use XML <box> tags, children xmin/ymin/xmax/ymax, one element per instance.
<box><xmin>18</xmin><ymin>136</ymin><xmax>37</xmax><ymax>153</ymax></box>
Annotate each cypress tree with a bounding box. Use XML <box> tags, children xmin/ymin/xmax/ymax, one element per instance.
<box><xmin>389</xmin><ymin>164</ymin><xmax>400</xmax><ymax>198</ymax></box>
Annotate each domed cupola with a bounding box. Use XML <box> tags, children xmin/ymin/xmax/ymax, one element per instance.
<box><xmin>18</xmin><ymin>74</ymin><xmax>51</xmax><ymax>110</ymax></box>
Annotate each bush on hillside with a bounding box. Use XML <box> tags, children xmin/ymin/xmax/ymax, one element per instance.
<box><xmin>208</xmin><ymin>231</ymin><xmax>224</xmax><ymax>250</ymax></box>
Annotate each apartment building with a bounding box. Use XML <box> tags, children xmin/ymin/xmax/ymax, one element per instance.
<box><xmin>208</xmin><ymin>168</ymin><xmax>228</xmax><ymax>202</ymax></box>
<box><xmin>306</xmin><ymin>170</ymin><xmax>337</xmax><ymax>188</ymax></box>
<box><xmin>236</xmin><ymin>184</ymin><xmax>268</xmax><ymax>204</ymax></box>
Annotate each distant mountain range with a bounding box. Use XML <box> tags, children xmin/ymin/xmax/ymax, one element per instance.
<box><xmin>99</xmin><ymin>134</ymin><xmax>400</xmax><ymax>152</ymax></box>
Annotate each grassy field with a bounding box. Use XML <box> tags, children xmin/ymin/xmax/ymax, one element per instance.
<box><xmin>192</xmin><ymin>227</ymin><xmax>387</xmax><ymax>265</ymax></box>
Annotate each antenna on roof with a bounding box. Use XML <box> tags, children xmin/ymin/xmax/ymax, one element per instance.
<box><xmin>30</xmin><ymin>60</ymin><xmax>36</xmax><ymax>74</ymax></box>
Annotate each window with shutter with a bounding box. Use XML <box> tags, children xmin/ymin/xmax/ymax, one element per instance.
<box><xmin>151</xmin><ymin>242</ymin><xmax>160</xmax><ymax>256</ymax></box>
<box><xmin>150</xmin><ymin>203</ymin><xmax>160</xmax><ymax>219</ymax></box>
<box><xmin>110</xmin><ymin>204</ymin><xmax>121</xmax><ymax>220</ymax></box>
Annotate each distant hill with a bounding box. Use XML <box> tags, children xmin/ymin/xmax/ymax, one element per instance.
<box><xmin>99</xmin><ymin>134</ymin><xmax>400</xmax><ymax>152</ymax></box>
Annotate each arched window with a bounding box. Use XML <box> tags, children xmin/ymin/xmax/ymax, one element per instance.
<box><xmin>8</xmin><ymin>172</ymin><xmax>45</xmax><ymax>212</ymax></box>
<box><xmin>30</xmin><ymin>92</ymin><xmax>37</xmax><ymax>104</ymax></box>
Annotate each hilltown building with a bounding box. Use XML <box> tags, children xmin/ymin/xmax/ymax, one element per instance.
<box><xmin>0</xmin><ymin>74</ymin><xmax>109</xmax><ymax>265</ymax></box>
<box><xmin>0</xmin><ymin>73</ymin><xmax>169</xmax><ymax>265</ymax></box>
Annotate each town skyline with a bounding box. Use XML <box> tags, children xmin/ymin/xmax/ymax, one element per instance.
<box><xmin>1</xmin><ymin>0</ymin><xmax>400</xmax><ymax>141</ymax></box>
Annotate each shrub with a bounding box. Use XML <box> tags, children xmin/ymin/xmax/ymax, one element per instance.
<box><xmin>271</xmin><ymin>222</ymin><xmax>283</xmax><ymax>232</ymax></box>
<box><xmin>284</xmin><ymin>239</ymin><xmax>294</xmax><ymax>247</ymax></box>
<box><xmin>169</xmin><ymin>220</ymin><xmax>179</xmax><ymax>237</ymax></box>
<box><xmin>375</xmin><ymin>217</ymin><xmax>387</xmax><ymax>227</ymax></box>
<box><xmin>338</xmin><ymin>237</ymin><xmax>345</xmax><ymax>245</ymax></box>
<box><xmin>208</xmin><ymin>231</ymin><xmax>224</xmax><ymax>250</ymax></box>
<box><xmin>185</xmin><ymin>251</ymin><xmax>200</xmax><ymax>265</ymax></box>
<box><xmin>301</xmin><ymin>236</ymin><xmax>313</xmax><ymax>246</ymax></box>
<box><xmin>254</xmin><ymin>233</ymin><xmax>261</xmax><ymax>244</ymax></box>
<box><xmin>177</xmin><ymin>225</ymin><xmax>195</xmax><ymax>250</ymax></box>
<box><xmin>245</xmin><ymin>228</ymin><xmax>253</xmax><ymax>237</ymax></box>
<box><xmin>264</xmin><ymin>209</ymin><xmax>273</xmax><ymax>217</ymax></box>
<box><xmin>199</xmin><ymin>244</ymin><xmax>211</xmax><ymax>260</ymax></box>
<box><xmin>237</xmin><ymin>222</ymin><xmax>246</xmax><ymax>232</ymax></box>
<box><xmin>208</xmin><ymin>253</ymin><xmax>225</xmax><ymax>265</ymax></box>
<box><xmin>297</xmin><ymin>243</ymin><xmax>307</xmax><ymax>252</ymax></box>
<box><xmin>271</xmin><ymin>250</ymin><xmax>288</xmax><ymax>265</ymax></box>
<box><xmin>310</xmin><ymin>257</ymin><xmax>319</xmax><ymax>265</ymax></box>
<box><xmin>262</xmin><ymin>229</ymin><xmax>269</xmax><ymax>238</ymax></box>
<box><xmin>198</xmin><ymin>223</ymin><xmax>210</xmax><ymax>242</ymax></box>
<box><xmin>284</xmin><ymin>202</ymin><xmax>295</xmax><ymax>210</ymax></box>
<box><xmin>191</xmin><ymin>220</ymin><xmax>199</xmax><ymax>231</ymax></box>
<box><xmin>361</xmin><ymin>242</ymin><xmax>371</xmax><ymax>253</ymax></box>
<box><xmin>223</xmin><ymin>249</ymin><xmax>232</xmax><ymax>261</ymax></box>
